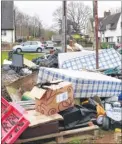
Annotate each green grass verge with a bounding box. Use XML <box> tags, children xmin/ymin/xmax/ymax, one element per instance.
<box><xmin>1</xmin><ymin>51</ymin><xmax>43</xmax><ymax>64</ymax></box>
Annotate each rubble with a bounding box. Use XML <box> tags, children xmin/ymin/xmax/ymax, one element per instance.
<box><xmin>1</xmin><ymin>47</ymin><xmax>122</xmax><ymax>143</ymax></box>
<box><xmin>32</xmin><ymin>49</ymin><xmax>61</xmax><ymax>68</ymax></box>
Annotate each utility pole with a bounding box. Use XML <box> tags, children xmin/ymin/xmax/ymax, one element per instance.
<box><xmin>62</xmin><ymin>1</ymin><xmax>67</xmax><ymax>52</ymax></box>
<box><xmin>14</xmin><ymin>9</ymin><xmax>16</xmax><ymax>42</ymax></box>
<box><xmin>93</xmin><ymin>0</ymin><xmax>99</xmax><ymax>69</ymax></box>
<box><xmin>92</xmin><ymin>0</ymin><xmax>95</xmax><ymax>50</ymax></box>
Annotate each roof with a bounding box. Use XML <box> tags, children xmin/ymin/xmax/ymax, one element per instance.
<box><xmin>89</xmin><ymin>12</ymin><xmax>121</xmax><ymax>31</ymax></box>
<box><xmin>90</xmin><ymin>17</ymin><xmax>104</xmax><ymax>29</ymax></box>
<box><xmin>99</xmin><ymin>12</ymin><xmax>121</xmax><ymax>31</ymax></box>
<box><xmin>1</xmin><ymin>1</ymin><xmax>14</xmax><ymax>30</ymax></box>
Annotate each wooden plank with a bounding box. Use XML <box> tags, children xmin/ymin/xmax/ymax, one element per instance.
<box><xmin>59</xmin><ymin>125</ymin><xmax>99</xmax><ymax>136</ymax></box>
<box><xmin>23</xmin><ymin>58</ymin><xmax>37</xmax><ymax>68</ymax></box>
<box><xmin>23</xmin><ymin>110</ymin><xmax>63</xmax><ymax>127</ymax></box>
<box><xmin>16</xmin><ymin>125</ymin><xmax>99</xmax><ymax>143</ymax></box>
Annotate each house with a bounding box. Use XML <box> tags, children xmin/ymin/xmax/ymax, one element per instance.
<box><xmin>51</xmin><ymin>35</ymin><xmax>62</xmax><ymax>44</ymax></box>
<box><xmin>86</xmin><ymin>11</ymin><xmax>122</xmax><ymax>46</ymax></box>
<box><xmin>51</xmin><ymin>35</ymin><xmax>70</xmax><ymax>44</ymax></box>
<box><xmin>1</xmin><ymin>1</ymin><xmax>15</xmax><ymax>43</ymax></box>
<box><xmin>86</xmin><ymin>17</ymin><xmax>103</xmax><ymax>42</ymax></box>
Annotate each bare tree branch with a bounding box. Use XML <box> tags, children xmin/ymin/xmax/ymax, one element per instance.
<box><xmin>53</xmin><ymin>1</ymin><xmax>92</xmax><ymax>34</ymax></box>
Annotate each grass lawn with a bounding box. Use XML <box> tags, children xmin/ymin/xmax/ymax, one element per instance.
<box><xmin>1</xmin><ymin>51</ymin><xmax>44</xmax><ymax>64</ymax></box>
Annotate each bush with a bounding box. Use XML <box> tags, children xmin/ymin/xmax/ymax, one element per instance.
<box><xmin>101</xmin><ymin>42</ymin><xmax>109</xmax><ymax>49</ymax></box>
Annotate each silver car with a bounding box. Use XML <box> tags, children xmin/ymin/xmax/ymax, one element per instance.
<box><xmin>13</xmin><ymin>41</ymin><xmax>44</xmax><ymax>53</ymax></box>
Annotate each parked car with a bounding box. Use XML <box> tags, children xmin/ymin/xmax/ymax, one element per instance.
<box><xmin>12</xmin><ymin>41</ymin><xmax>44</xmax><ymax>53</ymax></box>
<box><xmin>43</xmin><ymin>41</ymin><xmax>54</xmax><ymax>49</ymax></box>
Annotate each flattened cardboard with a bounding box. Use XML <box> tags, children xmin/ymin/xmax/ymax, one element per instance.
<box><xmin>29</xmin><ymin>86</ymin><xmax>46</xmax><ymax>99</ymax></box>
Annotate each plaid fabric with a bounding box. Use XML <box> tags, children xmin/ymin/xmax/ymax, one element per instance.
<box><xmin>61</xmin><ymin>48</ymin><xmax>121</xmax><ymax>70</ymax></box>
<box><xmin>38</xmin><ymin>67</ymin><xmax>122</xmax><ymax>98</ymax></box>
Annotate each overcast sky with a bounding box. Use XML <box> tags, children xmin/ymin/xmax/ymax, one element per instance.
<box><xmin>14</xmin><ymin>1</ymin><xmax>121</xmax><ymax>28</ymax></box>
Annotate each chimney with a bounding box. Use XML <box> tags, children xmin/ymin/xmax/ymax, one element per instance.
<box><xmin>104</xmin><ymin>10</ymin><xmax>111</xmax><ymax>17</ymax></box>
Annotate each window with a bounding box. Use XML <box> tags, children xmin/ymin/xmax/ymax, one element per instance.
<box><xmin>106</xmin><ymin>24</ymin><xmax>111</xmax><ymax>30</ymax></box>
<box><xmin>107</xmin><ymin>37</ymin><xmax>113</xmax><ymax>42</ymax></box>
<box><xmin>117</xmin><ymin>36</ymin><xmax>122</xmax><ymax>43</ymax></box>
<box><xmin>102</xmin><ymin>38</ymin><xmax>104</xmax><ymax>42</ymax></box>
<box><xmin>31</xmin><ymin>41</ymin><xmax>37</xmax><ymax>45</ymax></box>
<box><xmin>24</xmin><ymin>41</ymin><xmax>31</xmax><ymax>46</ymax></box>
<box><xmin>1</xmin><ymin>30</ymin><xmax>6</xmax><ymax>36</ymax></box>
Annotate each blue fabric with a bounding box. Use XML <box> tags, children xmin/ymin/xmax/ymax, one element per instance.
<box><xmin>118</xmin><ymin>93</ymin><xmax>122</xmax><ymax>101</ymax></box>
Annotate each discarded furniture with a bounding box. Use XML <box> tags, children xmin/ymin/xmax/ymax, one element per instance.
<box><xmin>16</xmin><ymin>124</ymin><xmax>99</xmax><ymax>144</ymax></box>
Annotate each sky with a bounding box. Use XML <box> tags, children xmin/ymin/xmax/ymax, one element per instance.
<box><xmin>14</xmin><ymin>1</ymin><xmax>121</xmax><ymax>28</ymax></box>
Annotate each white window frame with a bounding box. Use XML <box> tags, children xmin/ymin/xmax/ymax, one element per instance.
<box><xmin>1</xmin><ymin>30</ymin><xmax>6</xmax><ymax>36</ymax></box>
<box><xmin>117</xmin><ymin>36</ymin><xmax>122</xmax><ymax>43</ymax></box>
<box><xmin>106</xmin><ymin>24</ymin><xmax>111</xmax><ymax>30</ymax></box>
<box><xmin>108</xmin><ymin>37</ymin><xmax>113</xmax><ymax>42</ymax></box>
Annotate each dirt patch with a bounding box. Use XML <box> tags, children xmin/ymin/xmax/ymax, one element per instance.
<box><xmin>95</xmin><ymin>130</ymin><xmax>116</xmax><ymax>144</ymax></box>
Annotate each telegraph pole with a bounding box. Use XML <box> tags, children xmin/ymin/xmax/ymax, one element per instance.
<box><xmin>93</xmin><ymin>0</ymin><xmax>99</xmax><ymax>69</ymax></box>
<box><xmin>14</xmin><ymin>9</ymin><xmax>16</xmax><ymax>42</ymax></box>
<box><xmin>62</xmin><ymin>1</ymin><xmax>67</xmax><ymax>52</ymax></box>
<box><xmin>92</xmin><ymin>0</ymin><xmax>95</xmax><ymax>50</ymax></box>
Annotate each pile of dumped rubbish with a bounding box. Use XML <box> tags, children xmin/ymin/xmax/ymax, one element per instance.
<box><xmin>1</xmin><ymin>47</ymin><xmax>122</xmax><ymax>144</ymax></box>
<box><xmin>32</xmin><ymin>49</ymin><xmax>61</xmax><ymax>68</ymax></box>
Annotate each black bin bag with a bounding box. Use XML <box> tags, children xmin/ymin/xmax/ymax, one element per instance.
<box><xmin>59</xmin><ymin>105</ymin><xmax>97</xmax><ymax>130</ymax></box>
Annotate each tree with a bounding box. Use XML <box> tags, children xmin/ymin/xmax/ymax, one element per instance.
<box><xmin>14</xmin><ymin>7</ymin><xmax>43</xmax><ymax>40</ymax></box>
<box><xmin>53</xmin><ymin>1</ymin><xmax>92</xmax><ymax>34</ymax></box>
<box><xmin>14</xmin><ymin>6</ymin><xmax>57</xmax><ymax>41</ymax></box>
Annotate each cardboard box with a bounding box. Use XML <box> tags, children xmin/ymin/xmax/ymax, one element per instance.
<box><xmin>29</xmin><ymin>80</ymin><xmax>74</xmax><ymax>116</ymax></box>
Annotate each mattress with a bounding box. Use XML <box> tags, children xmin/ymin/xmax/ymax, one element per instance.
<box><xmin>58</xmin><ymin>50</ymin><xmax>94</xmax><ymax>68</ymax></box>
<box><xmin>60</xmin><ymin>48</ymin><xmax>121</xmax><ymax>70</ymax></box>
<box><xmin>37</xmin><ymin>67</ymin><xmax>122</xmax><ymax>98</ymax></box>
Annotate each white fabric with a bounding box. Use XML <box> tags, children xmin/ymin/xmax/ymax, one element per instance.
<box><xmin>3</xmin><ymin>59</ymin><xmax>12</xmax><ymax>65</ymax></box>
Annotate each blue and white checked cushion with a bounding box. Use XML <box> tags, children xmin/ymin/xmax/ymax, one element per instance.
<box><xmin>61</xmin><ymin>48</ymin><xmax>121</xmax><ymax>70</ymax></box>
<box><xmin>37</xmin><ymin>67</ymin><xmax>122</xmax><ymax>98</ymax></box>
